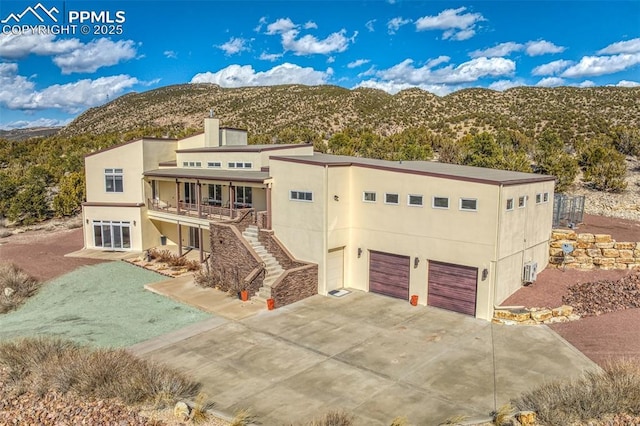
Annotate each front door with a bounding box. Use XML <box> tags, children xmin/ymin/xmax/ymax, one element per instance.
<box><xmin>93</xmin><ymin>220</ymin><xmax>131</xmax><ymax>250</ymax></box>
<box><xmin>184</xmin><ymin>182</ymin><xmax>197</xmax><ymax>204</ymax></box>
<box><xmin>188</xmin><ymin>227</ymin><xmax>200</xmax><ymax>249</ymax></box>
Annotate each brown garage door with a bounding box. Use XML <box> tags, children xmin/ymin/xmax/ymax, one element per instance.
<box><xmin>369</xmin><ymin>251</ymin><xmax>410</xmax><ymax>299</ymax></box>
<box><xmin>428</xmin><ymin>261</ymin><xmax>478</xmax><ymax>316</ymax></box>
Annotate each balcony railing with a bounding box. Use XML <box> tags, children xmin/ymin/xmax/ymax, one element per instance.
<box><xmin>147</xmin><ymin>198</ymin><xmax>252</xmax><ymax>221</ymax></box>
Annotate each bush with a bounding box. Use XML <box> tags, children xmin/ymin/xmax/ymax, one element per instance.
<box><xmin>0</xmin><ymin>337</ymin><xmax>200</xmax><ymax>405</ymax></box>
<box><xmin>53</xmin><ymin>172</ymin><xmax>85</xmax><ymax>217</ymax></box>
<box><xmin>533</xmin><ymin>130</ymin><xmax>579</xmax><ymax>192</ymax></box>
<box><xmin>578</xmin><ymin>136</ymin><xmax>627</xmax><ymax>192</ymax></box>
<box><xmin>0</xmin><ymin>263</ymin><xmax>41</xmax><ymax>314</ymax></box>
<box><xmin>512</xmin><ymin>360</ymin><xmax>640</xmax><ymax>425</ymax></box>
<box><xmin>306</xmin><ymin>410</ymin><xmax>354</xmax><ymax>426</ymax></box>
<box><xmin>147</xmin><ymin>248</ymin><xmax>201</xmax><ymax>271</ymax></box>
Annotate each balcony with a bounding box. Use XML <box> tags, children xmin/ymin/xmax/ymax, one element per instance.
<box><xmin>147</xmin><ymin>198</ymin><xmax>252</xmax><ymax>221</ymax></box>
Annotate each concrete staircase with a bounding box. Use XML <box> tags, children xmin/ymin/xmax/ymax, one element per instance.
<box><xmin>242</xmin><ymin>225</ymin><xmax>283</xmax><ymax>303</ymax></box>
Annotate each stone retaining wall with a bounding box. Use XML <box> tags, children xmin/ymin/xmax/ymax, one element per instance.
<box><xmin>549</xmin><ymin>230</ymin><xmax>640</xmax><ymax>270</ymax></box>
<box><xmin>493</xmin><ymin>305</ymin><xmax>579</xmax><ymax>325</ymax></box>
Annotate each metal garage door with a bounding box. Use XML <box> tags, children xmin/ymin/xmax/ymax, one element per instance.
<box><xmin>369</xmin><ymin>251</ymin><xmax>410</xmax><ymax>300</ymax></box>
<box><xmin>428</xmin><ymin>261</ymin><xmax>478</xmax><ymax>316</ymax></box>
<box><xmin>326</xmin><ymin>248</ymin><xmax>344</xmax><ymax>292</ymax></box>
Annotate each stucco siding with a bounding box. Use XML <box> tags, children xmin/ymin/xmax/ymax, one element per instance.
<box><xmin>82</xmin><ymin>205</ymin><xmax>143</xmax><ymax>251</ymax></box>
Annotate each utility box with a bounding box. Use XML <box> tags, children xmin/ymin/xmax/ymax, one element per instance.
<box><xmin>523</xmin><ymin>261</ymin><xmax>538</xmax><ymax>283</ymax></box>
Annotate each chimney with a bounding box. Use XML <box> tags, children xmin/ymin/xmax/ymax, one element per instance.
<box><xmin>204</xmin><ymin>110</ymin><xmax>220</xmax><ymax>147</ymax></box>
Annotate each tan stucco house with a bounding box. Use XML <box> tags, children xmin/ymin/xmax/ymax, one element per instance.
<box><xmin>82</xmin><ymin>116</ymin><xmax>555</xmax><ymax>320</ymax></box>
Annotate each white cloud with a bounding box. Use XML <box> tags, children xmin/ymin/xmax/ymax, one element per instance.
<box><xmin>254</xmin><ymin>16</ymin><xmax>268</xmax><ymax>32</ymax></box>
<box><xmin>471</xmin><ymin>40</ymin><xmax>565</xmax><ymax>58</ymax></box>
<box><xmin>531</xmin><ymin>59</ymin><xmax>574</xmax><ymax>76</ymax></box>
<box><xmin>0</xmin><ymin>64</ymin><xmax>138</xmax><ymax>112</ymax></box>
<box><xmin>0</xmin><ymin>33</ymin><xmax>80</xmax><ymax>59</ymax></box>
<box><xmin>387</xmin><ymin>17</ymin><xmax>411</xmax><ymax>34</ymax></box>
<box><xmin>304</xmin><ymin>21</ymin><xmax>318</xmax><ymax>30</ymax></box>
<box><xmin>561</xmin><ymin>53</ymin><xmax>640</xmax><ymax>78</ymax></box>
<box><xmin>598</xmin><ymin>38</ymin><xmax>640</xmax><ymax>55</ymax></box>
<box><xmin>164</xmin><ymin>50</ymin><xmax>177</xmax><ymax>59</ymax></box>
<box><xmin>488</xmin><ymin>79</ymin><xmax>525</xmax><ymax>91</ymax></box>
<box><xmin>415</xmin><ymin>7</ymin><xmax>484</xmax><ymax>40</ymax></box>
<box><xmin>327</xmin><ymin>56</ymin><xmax>335</xmax><ymax>64</ymax></box>
<box><xmin>53</xmin><ymin>38</ymin><xmax>137</xmax><ymax>74</ymax></box>
<box><xmin>190</xmin><ymin>63</ymin><xmax>331</xmax><ymax>87</ymax></box>
<box><xmin>365</xmin><ymin>19</ymin><xmax>376</xmax><ymax>32</ymax></box>
<box><xmin>470</xmin><ymin>42</ymin><xmax>523</xmax><ymax>58</ymax></box>
<box><xmin>357</xmin><ymin>66</ymin><xmax>377</xmax><ymax>78</ymax></box>
<box><xmin>355</xmin><ymin>79</ymin><xmax>453</xmax><ymax>96</ymax></box>
<box><xmin>217</xmin><ymin>37</ymin><xmax>250</xmax><ymax>55</ymax></box>
<box><xmin>576</xmin><ymin>80</ymin><xmax>596</xmax><ymax>88</ymax></box>
<box><xmin>525</xmin><ymin>40</ymin><xmax>565</xmax><ymax>56</ymax></box>
<box><xmin>266</xmin><ymin>18</ymin><xmax>297</xmax><ymax>35</ymax></box>
<box><xmin>536</xmin><ymin>77</ymin><xmax>565</xmax><ymax>87</ymax></box>
<box><xmin>376</xmin><ymin>57</ymin><xmax>514</xmax><ymax>85</ymax></box>
<box><xmin>265</xmin><ymin>18</ymin><xmax>354</xmax><ymax>56</ymax></box>
<box><xmin>259</xmin><ymin>52</ymin><xmax>282</xmax><ymax>61</ymax></box>
<box><xmin>617</xmin><ymin>80</ymin><xmax>640</xmax><ymax>87</ymax></box>
<box><xmin>0</xmin><ymin>117</ymin><xmax>72</xmax><ymax>130</ymax></box>
<box><xmin>347</xmin><ymin>59</ymin><xmax>370</xmax><ymax>68</ymax></box>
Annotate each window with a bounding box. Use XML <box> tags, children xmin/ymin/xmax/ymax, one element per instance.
<box><xmin>506</xmin><ymin>198</ymin><xmax>514</xmax><ymax>211</ymax></box>
<box><xmin>290</xmin><ymin>190</ymin><xmax>313</xmax><ymax>202</ymax></box>
<box><xmin>235</xmin><ymin>186</ymin><xmax>252</xmax><ymax>207</ymax></box>
<box><xmin>363</xmin><ymin>191</ymin><xmax>376</xmax><ymax>202</ymax></box>
<box><xmin>104</xmin><ymin>168</ymin><xmax>123</xmax><ymax>192</ymax></box>
<box><xmin>195</xmin><ymin>162</ymin><xmax>202</xmax><ymax>167</ymax></box>
<box><xmin>432</xmin><ymin>196</ymin><xmax>449</xmax><ymax>209</ymax></box>
<box><xmin>460</xmin><ymin>198</ymin><xmax>477</xmax><ymax>211</ymax></box>
<box><xmin>408</xmin><ymin>194</ymin><xmax>423</xmax><ymax>206</ymax></box>
<box><xmin>543</xmin><ymin>192</ymin><xmax>549</xmax><ymax>203</ymax></box>
<box><xmin>207</xmin><ymin>162</ymin><xmax>221</xmax><ymax>168</ymax></box>
<box><xmin>207</xmin><ymin>184</ymin><xmax>222</xmax><ymax>204</ymax></box>
<box><xmin>228</xmin><ymin>162</ymin><xmax>252</xmax><ymax>169</ymax></box>
<box><xmin>182</xmin><ymin>162</ymin><xmax>188</xmax><ymax>167</ymax></box>
<box><xmin>93</xmin><ymin>220</ymin><xmax>131</xmax><ymax>250</ymax></box>
<box><xmin>183</xmin><ymin>162</ymin><xmax>201</xmax><ymax>168</ymax></box>
<box><xmin>535</xmin><ymin>193</ymin><xmax>542</xmax><ymax>204</ymax></box>
<box><xmin>384</xmin><ymin>193</ymin><xmax>399</xmax><ymax>205</ymax></box>
<box><xmin>518</xmin><ymin>196</ymin><xmax>526</xmax><ymax>208</ymax></box>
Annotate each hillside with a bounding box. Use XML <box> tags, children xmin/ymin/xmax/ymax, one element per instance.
<box><xmin>62</xmin><ymin>84</ymin><xmax>640</xmax><ymax>142</ymax></box>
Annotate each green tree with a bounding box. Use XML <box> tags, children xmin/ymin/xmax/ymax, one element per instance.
<box><xmin>533</xmin><ymin>130</ymin><xmax>579</xmax><ymax>192</ymax></box>
<box><xmin>463</xmin><ymin>132</ymin><xmax>505</xmax><ymax>168</ymax></box>
<box><xmin>53</xmin><ymin>172</ymin><xmax>86</xmax><ymax>217</ymax></box>
<box><xmin>6</xmin><ymin>183</ymin><xmax>49</xmax><ymax>224</ymax></box>
<box><xmin>578</xmin><ymin>135</ymin><xmax>627</xmax><ymax>192</ymax></box>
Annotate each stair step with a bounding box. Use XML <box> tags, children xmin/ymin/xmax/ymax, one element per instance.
<box><xmin>251</xmin><ymin>295</ymin><xmax>269</xmax><ymax>305</ymax></box>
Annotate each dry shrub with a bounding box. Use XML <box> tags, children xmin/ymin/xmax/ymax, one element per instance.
<box><xmin>0</xmin><ymin>263</ymin><xmax>41</xmax><ymax>313</ymax></box>
<box><xmin>230</xmin><ymin>409</ymin><xmax>256</xmax><ymax>426</ymax></box>
<box><xmin>307</xmin><ymin>410</ymin><xmax>354</xmax><ymax>426</ymax></box>
<box><xmin>512</xmin><ymin>359</ymin><xmax>640</xmax><ymax>424</ymax></box>
<box><xmin>147</xmin><ymin>248</ymin><xmax>201</xmax><ymax>272</ymax></box>
<box><xmin>0</xmin><ymin>228</ymin><xmax>12</xmax><ymax>238</ymax></box>
<box><xmin>0</xmin><ymin>337</ymin><xmax>200</xmax><ymax>405</ymax></box>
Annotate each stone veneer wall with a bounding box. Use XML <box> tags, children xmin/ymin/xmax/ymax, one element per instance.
<box><xmin>271</xmin><ymin>264</ymin><xmax>318</xmax><ymax>308</ymax></box>
<box><xmin>549</xmin><ymin>229</ymin><xmax>640</xmax><ymax>270</ymax></box>
<box><xmin>209</xmin><ymin>222</ymin><xmax>263</xmax><ymax>297</ymax></box>
<box><xmin>257</xmin><ymin>229</ymin><xmax>306</xmax><ymax>271</ymax></box>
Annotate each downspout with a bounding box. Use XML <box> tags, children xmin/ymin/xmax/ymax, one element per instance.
<box><xmin>323</xmin><ymin>164</ymin><xmax>329</xmax><ymax>295</ymax></box>
<box><xmin>493</xmin><ymin>184</ymin><xmax>503</xmax><ymax>313</ymax></box>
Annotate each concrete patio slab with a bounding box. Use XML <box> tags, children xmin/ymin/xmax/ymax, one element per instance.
<box><xmin>138</xmin><ymin>290</ymin><xmax>597</xmax><ymax>425</ymax></box>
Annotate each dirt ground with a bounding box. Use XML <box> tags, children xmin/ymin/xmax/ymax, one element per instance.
<box><xmin>576</xmin><ymin>213</ymin><xmax>640</xmax><ymax>242</ymax></box>
<box><xmin>0</xmin><ymin>228</ymin><xmax>104</xmax><ymax>281</ymax></box>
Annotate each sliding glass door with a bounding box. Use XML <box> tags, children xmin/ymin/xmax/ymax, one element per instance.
<box><xmin>93</xmin><ymin>220</ymin><xmax>131</xmax><ymax>250</ymax></box>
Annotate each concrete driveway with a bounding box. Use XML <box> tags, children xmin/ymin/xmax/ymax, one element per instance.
<box><xmin>131</xmin><ymin>291</ymin><xmax>596</xmax><ymax>425</ymax></box>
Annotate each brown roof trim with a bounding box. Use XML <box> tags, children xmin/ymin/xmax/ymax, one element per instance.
<box><xmin>159</xmin><ymin>160</ymin><xmax>177</xmax><ymax>166</ymax></box>
<box><xmin>220</xmin><ymin>126</ymin><xmax>248</xmax><ymax>131</ymax></box>
<box><xmin>84</xmin><ymin>137</ymin><xmax>177</xmax><ymax>158</ymax></box>
<box><xmin>83</xmin><ymin>202</ymin><xmax>145</xmax><ymax>207</ymax></box>
<box><xmin>144</xmin><ymin>171</ymin><xmax>268</xmax><ymax>183</ymax></box>
<box><xmin>175</xmin><ymin>144</ymin><xmax>306</xmax><ymax>153</ymax></box>
<box><xmin>270</xmin><ymin>156</ymin><xmax>556</xmax><ymax>186</ymax></box>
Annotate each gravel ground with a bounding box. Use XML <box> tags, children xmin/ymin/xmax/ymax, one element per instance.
<box><xmin>0</xmin><ymin>262</ymin><xmax>210</xmax><ymax>347</ymax></box>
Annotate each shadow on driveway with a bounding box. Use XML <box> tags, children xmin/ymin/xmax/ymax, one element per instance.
<box><xmin>133</xmin><ymin>291</ymin><xmax>596</xmax><ymax>425</ymax></box>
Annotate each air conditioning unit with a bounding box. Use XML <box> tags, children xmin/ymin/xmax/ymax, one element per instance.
<box><xmin>523</xmin><ymin>261</ymin><xmax>538</xmax><ymax>283</ymax></box>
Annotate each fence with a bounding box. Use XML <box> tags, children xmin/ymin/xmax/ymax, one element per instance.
<box><xmin>552</xmin><ymin>194</ymin><xmax>585</xmax><ymax>228</ymax></box>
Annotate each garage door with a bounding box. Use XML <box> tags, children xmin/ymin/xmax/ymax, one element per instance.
<box><xmin>428</xmin><ymin>261</ymin><xmax>478</xmax><ymax>316</ymax></box>
<box><xmin>369</xmin><ymin>251</ymin><xmax>410</xmax><ymax>300</ymax></box>
<box><xmin>326</xmin><ymin>248</ymin><xmax>344</xmax><ymax>292</ymax></box>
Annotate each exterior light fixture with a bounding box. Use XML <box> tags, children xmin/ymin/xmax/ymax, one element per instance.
<box><xmin>357</xmin><ymin>248</ymin><xmax>362</xmax><ymax>258</ymax></box>
<box><xmin>482</xmin><ymin>268</ymin><xmax>488</xmax><ymax>281</ymax></box>
<box><xmin>414</xmin><ymin>257</ymin><xmax>420</xmax><ymax>268</ymax></box>
<box><xmin>133</xmin><ymin>220</ymin><xmax>136</xmax><ymax>226</ymax></box>
<box><xmin>334</xmin><ymin>195</ymin><xmax>339</xmax><ymax>201</ymax></box>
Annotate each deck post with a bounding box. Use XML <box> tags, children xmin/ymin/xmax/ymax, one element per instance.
<box><xmin>177</xmin><ymin>222</ymin><xmax>182</xmax><ymax>256</ymax></box>
<box><xmin>199</xmin><ymin>227</ymin><xmax>204</xmax><ymax>263</ymax></box>
<box><xmin>175</xmin><ymin>179</ymin><xmax>181</xmax><ymax>215</ymax></box>
<box><xmin>196</xmin><ymin>181</ymin><xmax>202</xmax><ymax>218</ymax></box>
<box><xmin>266</xmin><ymin>185</ymin><xmax>272</xmax><ymax>230</ymax></box>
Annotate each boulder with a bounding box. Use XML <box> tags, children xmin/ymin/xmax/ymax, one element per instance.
<box><xmin>174</xmin><ymin>401</ymin><xmax>191</xmax><ymax>421</ymax></box>
<box><xmin>594</xmin><ymin>234</ymin><xmax>612</xmax><ymax>243</ymax></box>
<box><xmin>577</xmin><ymin>233</ymin><xmax>595</xmax><ymax>243</ymax></box>
<box><xmin>601</xmin><ymin>248</ymin><xmax>620</xmax><ymax>258</ymax></box>
<box><xmin>516</xmin><ymin>411</ymin><xmax>537</xmax><ymax>426</ymax></box>
<box><xmin>4</xmin><ymin>287</ymin><xmax>15</xmax><ymax>297</ymax></box>
<box><xmin>494</xmin><ymin>309</ymin><xmax>531</xmax><ymax>322</ymax></box>
<box><xmin>615</xmin><ymin>242</ymin><xmax>635</xmax><ymax>250</ymax></box>
<box><xmin>531</xmin><ymin>309</ymin><xmax>553</xmax><ymax>322</ymax></box>
<box><xmin>552</xmin><ymin>305</ymin><xmax>573</xmax><ymax>317</ymax></box>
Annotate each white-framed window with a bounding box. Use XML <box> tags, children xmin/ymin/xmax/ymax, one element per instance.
<box><xmin>290</xmin><ymin>190</ymin><xmax>313</xmax><ymax>202</ymax></box>
<box><xmin>207</xmin><ymin>162</ymin><xmax>221</xmax><ymax>168</ymax></box>
<box><xmin>93</xmin><ymin>220</ymin><xmax>131</xmax><ymax>250</ymax></box>
<box><xmin>459</xmin><ymin>198</ymin><xmax>478</xmax><ymax>211</ymax></box>
<box><xmin>363</xmin><ymin>191</ymin><xmax>376</xmax><ymax>203</ymax></box>
<box><xmin>235</xmin><ymin>186</ymin><xmax>252</xmax><ymax>206</ymax></box>
<box><xmin>384</xmin><ymin>193</ymin><xmax>399</xmax><ymax>205</ymax></box>
<box><xmin>228</xmin><ymin>162</ymin><xmax>252</xmax><ymax>169</ymax></box>
<box><xmin>182</xmin><ymin>162</ymin><xmax>188</xmax><ymax>167</ymax></box>
<box><xmin>183</xmin><ymin>161</ymin><xmax>201</xmax><ymax>168</ymax></box>
<box><xmin>408</xmin><ymin>194</ymin><xmax>423</xmax><ymax>207</ymax></box>
<box><xmin>104</xmin><ymin>168</ymin><xmax>123</xmax><ymax>193</ymax></box>
<box><xmin>543</xmin><ymin>192</ymin><xmax>549</xmax><ymax>202</ymax></box>
<box><xmin>535</xmin><ymin>193</ymin><xmax>542</xmax><ymax>204</ymax></box>
<box><xmin>432</xmin><ymin>196</ymin><xmax>449</xmax><ymax>209</ymax></box>
<box><xmin>506</xmin><ymin>198</ymin><xmax>514</xmax><ymax>211</ymax></box>
<box><xmin>518</xmin><ymin>195</ymin><xmax>526</xmax><ymax>208</ymax></box>
<box><xmin>537</xmin><ymin>192</ymin><xmax>549</xmax><ymax>203</ymax></box>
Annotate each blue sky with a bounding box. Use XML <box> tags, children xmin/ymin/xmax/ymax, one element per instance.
<box><xmin>0</xmin><ymin>0</ymin><xmax>639</xmax><ymax>130</ymax></box>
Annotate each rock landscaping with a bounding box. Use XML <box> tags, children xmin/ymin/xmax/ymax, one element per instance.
<box><xmin>492</xmin><ymin>305</ymin><xmax>580</xmax><ymax>325</ymax></box>
<box><xmin>564</xmin><ymin>273</ymin><xmax>640</xmax><ymax>317</ymax></box>
<box><xmin>549</xmin><ymin>230</ymin><xmax>640</xmax><ymax>270</ymax></box>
